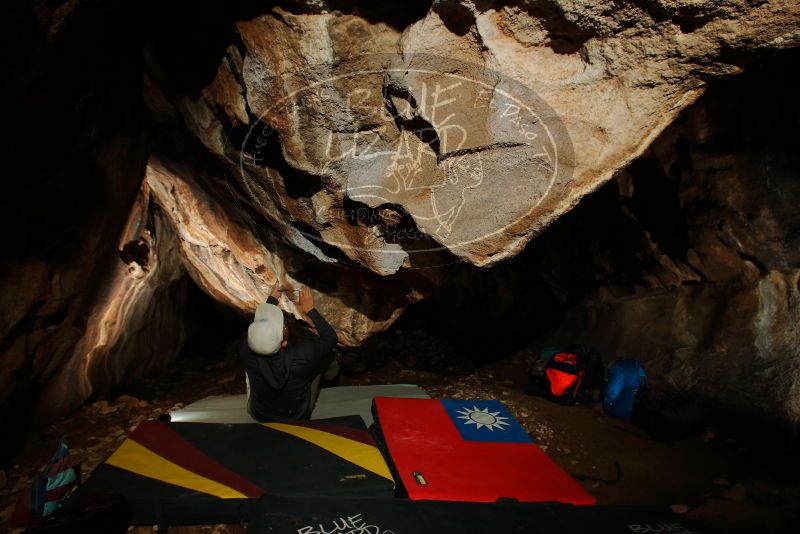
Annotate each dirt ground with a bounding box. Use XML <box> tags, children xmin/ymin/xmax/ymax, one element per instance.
<box><xmin>1</xmin><ymin>333</ymin><xmax>798</xmax><ymax>533</ymax></box>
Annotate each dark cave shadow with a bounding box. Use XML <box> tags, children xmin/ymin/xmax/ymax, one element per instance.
<box><xmin>145</xmin><ymin>1</ymin><xmax>266</xmax><ymax>98</ymax></box>
<box><xmin>226</xmin><ymin>115</ymin><xmax>325</xmax><ymax>201</ymax></box>
<box><xmin>1</xmin><ymin>0</ymin><xmax>148</xmax><ymax>267</ymax></box>
<box><xmin>323</xmin><ymin>0</ymin><xmax>433</xmax><ymax>31</ymax></box>
<box><xmin>147</xmin><ymin>1</ymin><xmax>434</xmax><ymax>99</ymax></box>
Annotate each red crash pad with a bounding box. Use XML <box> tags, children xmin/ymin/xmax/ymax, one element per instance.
<box><xmin>372</xmin><ymin>397</ymin><xmax>595</xmax><ymax>505</ymax></box>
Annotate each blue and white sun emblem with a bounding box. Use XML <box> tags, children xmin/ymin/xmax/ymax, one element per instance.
<box><xmin>455</xmin><ymin>406</ymin><xmax>511</xmax><ymax>431</ymax></box>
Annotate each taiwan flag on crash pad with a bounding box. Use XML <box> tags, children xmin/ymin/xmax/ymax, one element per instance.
<box><xmin>441</xmin><ymin>399</ymin><xmax>534</xmax><ymax>443</ymax></box>
<box><xmin>372</xmin><ymin>397</ymin><xmax>595</xmax><ymax>505</ymax></box>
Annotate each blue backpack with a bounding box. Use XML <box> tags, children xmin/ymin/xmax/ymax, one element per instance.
<box><xmin>603</xmin><ymin>359</ymin><xmax>648</xmax><ymax>420</ymax></box>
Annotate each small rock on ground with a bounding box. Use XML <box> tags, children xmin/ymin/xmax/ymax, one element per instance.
<box><xmin>671</xmin><ymin>504</ymin><xmax>689</xmax><ymax>514</ymax></box>
<box><xmin>722</xmin><ymin>483</ymin><xmax>748</xmax><ymax>502</ymax></box>
<box><xmin>700</xmin><ymin>430</ymin><xmax>715</xmax><ymax>442</ymax></box>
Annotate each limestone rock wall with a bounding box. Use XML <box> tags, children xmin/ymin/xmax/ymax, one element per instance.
<box><xmin>139</xmin><ymin>0</ymin><xmax>799</xmax><ymax>422</ymax></box>
<box><xmin>0</xmin><ymin>1</ymin><xmax>165</xmax><ymax>445</ymax></box>
<box><xmin>144</xmin><ymin>159</ymin><xmax>423</xmax><ymax>347</ymax></box>
<box><xmin>142</xmin><ymin>0</ymin><xmax>799</xmax><ymax>348</ymax></box>
<box><xmin>525</xmin><ymin>55</ymin><xmax>800</xmax><ymax>422</ymax></box>
<box><xmin>33</xmin><ymin>184</ymin><xmax>188</xmax><ymax>426</ymax></box>
<box><xmin>149</xmin><ymin>0</ymin><xmax>799</xmax><ymax>273</ymax></box>
<box><xmin>1</xmin><ymin>0</ymin><xmax>799</xmax><ymax>435</ymax></box>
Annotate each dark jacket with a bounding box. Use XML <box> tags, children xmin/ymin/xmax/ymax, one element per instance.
<box><xmin>239</xmin><ymin>296</ymin><xmax>337</xmax><ymax>422</ymax></box>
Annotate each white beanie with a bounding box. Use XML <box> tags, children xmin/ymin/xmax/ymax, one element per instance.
<box><xmin>247</xmin><ymin>303</ymin><xmax>284</xmax><ymax>356</ymax></box>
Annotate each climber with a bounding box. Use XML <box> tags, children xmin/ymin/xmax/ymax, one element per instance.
<box><xmin>240</xmin><ymin>283</ymin><xmax>338</xmax><ymax>422</ymax></box>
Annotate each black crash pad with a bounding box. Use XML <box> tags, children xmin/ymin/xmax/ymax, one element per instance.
<box><xmin>247</xmin><ymin>495</ymin><xmax>710</xmax><ymax>533</ymax></box>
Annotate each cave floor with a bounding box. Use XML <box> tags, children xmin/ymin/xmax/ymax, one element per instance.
<box><xmin>1</xmin><ymin>344</ymin><xmax>797</xmax><ymax>534</ymax></box>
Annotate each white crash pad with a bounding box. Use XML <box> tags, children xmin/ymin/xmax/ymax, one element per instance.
<box><xmin>168</xmin><ymin>394</ymin><xmax>255</xmax><ymax>424</ymax></box>
<box><xmin>169</xmin><ymin>384</ymin><xmax>429</xmax><ymax>425</ymax></box>
<box><xmin>310</xmin><ymin>384</ymin><xmax>429</xmax><ymax>426</ymax></box>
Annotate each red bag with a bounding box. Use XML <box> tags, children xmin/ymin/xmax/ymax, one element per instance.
<box><xmin>540</xmin><ymin>353</ymin><xmax>585</xmax><ymax>405</ymax></box>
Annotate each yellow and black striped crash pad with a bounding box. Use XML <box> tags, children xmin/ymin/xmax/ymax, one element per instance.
<box><xmin>78</xmin><ymin>416</ymin><xmax>394</xmax><ymax>525</ymax></box>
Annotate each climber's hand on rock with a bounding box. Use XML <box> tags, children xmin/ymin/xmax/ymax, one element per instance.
<box><xmin>268</xmin><ymin>283</ymin><xmax>282</xmax><ymax>301</ymax></box>
<box><xmin>298</xmin><ymin>286</ymin><xmax>315</xmax><ymax>314</ymax></box>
